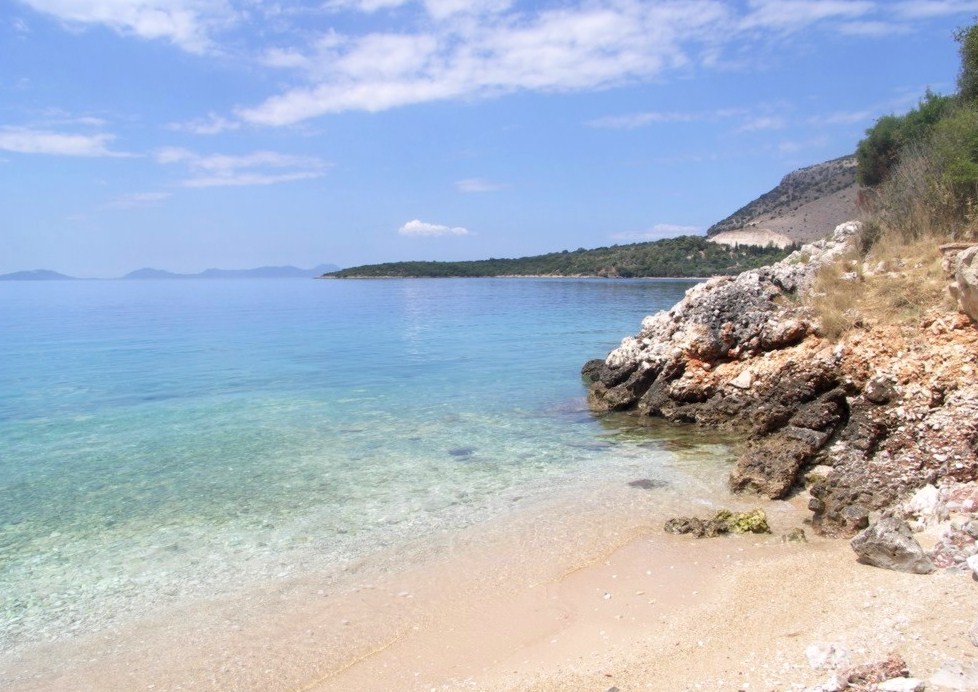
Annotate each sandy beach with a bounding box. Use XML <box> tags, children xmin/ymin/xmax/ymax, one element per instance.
<box><xmin>3</xmin><ymin>475</ymin><xmax>975</xmax><ymax>692</ymax></box>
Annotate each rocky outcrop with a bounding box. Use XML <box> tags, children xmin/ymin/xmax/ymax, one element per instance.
<box><xmin>583</xmin><ymin>221</ymin><xmax>978</xmax><ymax>540</ymax></box>
<box><xmin>584</xmin><ymin>222</ymin><xmax>860</xmax><ymax>501</ymax></box>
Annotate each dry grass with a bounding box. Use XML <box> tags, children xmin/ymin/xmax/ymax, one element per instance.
<box><xmin>859</xmin><ymin>141</ymin><xmax>978</xmax><ymax>250</ymax></box>
<box><xmin>806</xmin><ymin>238</ymin><xmax>953</xmax><ymax>340</ymax></box>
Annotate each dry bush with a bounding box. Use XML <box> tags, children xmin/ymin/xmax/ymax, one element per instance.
<box><xmin>807</xmin><ymin>239</ymin><xmax>952</xmax><ymax>340</ymax></box>
<box><xmin>859</xmin><ymin>144</ymin><xmax>961</xmax><ymax>248</ymax></box>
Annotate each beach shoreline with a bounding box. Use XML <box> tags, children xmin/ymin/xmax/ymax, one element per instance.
<box><xmin>3</xmin><ymin>467</ymin><xmax>973</xmax><ymax>692</ymax></box>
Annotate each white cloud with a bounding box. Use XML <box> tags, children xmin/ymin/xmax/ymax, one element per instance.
<box><xmin>612</xmin><ymin>224</ymin><xmax>702</xmax><ymax>241</ymax></box>
<box><xmin>155</xmin><ymin>147</ymin><xmax>330</xmax><ymax>187</ymax></box>
<box><xmin>0</xmin><ymin>126</ymin><xmax>129</xmax><ymax>156</ymax></box>
<box><xmin>18</xmin><ymin>0</ymin><xmax>237</xmax><ymax>53</ymax></box>
<box><xmin>455</xmin><ymin>178</ymin><xmax>506</xmax><ymax>193</ymax></box>
<box><xmin>398</xmin><ymin>219</ymin><xmax>470</xmax><ymax>237</ymax></box>
<box><xmin>237</xmin><ymin>2</ymin><xmax>731</xmax><ymax>125</ymax></box>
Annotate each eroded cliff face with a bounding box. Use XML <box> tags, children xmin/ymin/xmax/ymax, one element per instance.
<box><xmin>583</xmin><ymin>222</ymin><xmax>978</xmax><ymax>537</ymax></box>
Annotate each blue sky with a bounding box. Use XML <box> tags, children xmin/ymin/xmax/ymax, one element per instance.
<box><xmin>2</xmin><ymin>0</ymin><xmax>977</xmax><ymax>276</ymax></box>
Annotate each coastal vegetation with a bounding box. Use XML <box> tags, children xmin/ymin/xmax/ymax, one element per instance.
<box><xmin>324</xmin><ymin>235</ymin><xmax>795</xmax><ymax>278</ymax></box>
<box><xmin>810</xmin><ymin>21</ymin><xmax>978</xmax><ymax>337</ymax></box>
<box><xmin>856</xmin><ymin>22</ymin><xmax>978</xmax><ymax>246</ymax></box>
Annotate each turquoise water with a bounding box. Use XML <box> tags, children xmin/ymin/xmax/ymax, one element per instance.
<box><xmin>0</xmin><ymin>277</ymin><xmax>721</xmax><ymax>650</ymax></box>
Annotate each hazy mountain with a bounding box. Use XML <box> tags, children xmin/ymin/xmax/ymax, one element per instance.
<box><xmin>123</xmin><ymin>264</ymin><xmax>339</xmax><ymax>279</ymax></box>
<box><xmin>0</xmin><ymin>269</ymin><xmax>78</xmax><ymax>281</ymax></box>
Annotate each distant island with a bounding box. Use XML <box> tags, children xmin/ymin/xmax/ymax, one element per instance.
<box><xmin>324</xmin><ymin>236</ymin><xmax>795</xmax><ymax>279</ymax></box>
<box><xmin>0</xmin><ymin>269</ymin><xmax>78</xmax><ymax>281</ymax></box>
<box><xmin>122</xmin><ymin>264</ymin><xmax>339</xmax><ymax>280</ymax></box>
<box><xmin>0</xmin><ymin>264</ymin><xmax>339</xmax><ymax>281</ymax></box>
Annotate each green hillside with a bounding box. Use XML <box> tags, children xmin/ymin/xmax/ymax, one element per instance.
<box><xmin>325</xmin><ymin>236</ymin><xmax>794</xmax><ymax>279</ymax></box>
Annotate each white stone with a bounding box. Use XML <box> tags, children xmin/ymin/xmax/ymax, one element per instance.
<box><xmin>931</xmin><ymin>659</ymin><xmax>978</xmax><ymax>690</ymax></box>
<box><xmin>730</xmin><ymin>370</ymin><xmax>754</xmax><ymax>390</ymax></box>
<box><xmin>967</xmin><ymin>553</ymin><xmax>978</xmax><ymax>578</ymax></box>
<box><xmin>805</xmin><ymin>642</ymin><xmax>849</xmax><ymax>671</ymax></box>
<box><xmin>907</xmin><ymin>484</ymin><xmax>944</xmax><ymax>523</ymax></box>
<box><xmin>877</xmin><ymin>678</ymin><xmax>924</xmax><ymax>692</ymax></box>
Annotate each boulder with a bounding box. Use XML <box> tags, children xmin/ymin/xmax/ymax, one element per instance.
<box><xmin>850</xmin><ymin>518</ymin><xmax>936</xmax><ymax>574</ymax></box>
<box><xmin>950</xmin><ymin>245</ymin><xmax>978</xmax><ymax>323</ymax></box>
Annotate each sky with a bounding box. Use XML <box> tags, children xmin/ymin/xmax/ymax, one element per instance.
<box><xmin>2</xmin><ymin>0</ymin><xmax>978</xmax><ymax>277</ymax></box>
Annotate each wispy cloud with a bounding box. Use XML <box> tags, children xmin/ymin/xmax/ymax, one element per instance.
<box><xmin>19</xmin><ymin>0</ymin><xmax>978</xmax><ymax>130</ymax></box>
<box><xmin>18</xmin><ymin>0</ymin><xmax>237</xmax><ymax>54</ymax></box>
<box><xmin>398</xmin><ymin>219</ymin><xmax>471</xmax><ymax>237</ymax></box>
<box><xmin>588</xmin><ymin>107</ymin><xmax>787</xmax><ymax>133</ymax></box>
<box><xmin>103</xmin><ymin>191</ymin><xmax>172</xmax><ymax>209</ymax></box>
<box><xmin>587</xmin><ymin>111</ymin><xmax>703</xmax><ymax>130</ymax></box>
<box><xmin>455</xmin><ymin>177</ymin><xmax>506</xmax><ymax>193</ymax></box>
<box><xmin>612</xmin><ymin>223</ymin><xmax>702</xmax><ymax>241</ymax></box>
<box><xmin>324</xmin><ymin>0</ymin><xmax>410</xmax><ymax>13</ymax></box>
<box><xmin>808</xmin><ymin>109</ymin><xmax>876</xmax><ymax>126</ymax></box>
<box><xmin>894</xmin><ymin>0</ymin><xmax>978</xmax><ymax>19</ymax></box>
<box><xmin>237</xmin><ymin>2</ymin><xmax>731</xmax><ymax>125</ymax></box>
<box><xmin>778</xmin><ymin>135</ymin><xmax>830</xmax><ymax>154</ymax></box>
<box><xmin>168</xmin><ymin>113</ymin><xmax>240</xmax><ymax>135</ymax></box>
<box><xmin>739</xmin><ymin>0</ymin><xmax>874</xmax><ymax>31</ymax></box>
<box><xmin>838</xmin><ymin>20</ymin><xmax>912</xmax><ymax>36</ymax></box>
<box><xmin>155</xmin><ymin>147</ymin><xmax>330</xmax><ymax>187</ymax></box>
<box><xmin>0</xmin><ymin>126</ymin><xmax>129</xmax><ymax>156</ymax></box>
<box><xmin>737</xmin><ymin>115</ymin><xmax>787</xmax><ymax>132</ymax></box>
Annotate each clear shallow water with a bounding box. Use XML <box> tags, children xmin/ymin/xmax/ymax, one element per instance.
<box><xmin>0</xmin><ymin>277</ymin><xmax>732</xmax><ymax>650</ymax></box>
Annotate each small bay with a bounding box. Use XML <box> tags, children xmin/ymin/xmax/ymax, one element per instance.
<box><xmin>0</xmin><ymin>277</ymin><xmax>735</xmax><ymax>652</ymax></box>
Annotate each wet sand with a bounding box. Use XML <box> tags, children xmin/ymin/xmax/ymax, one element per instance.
<box><xmin>2</xmin><ymin>482</ymin><xmax>975</xmax><ymax>691</ymax></box>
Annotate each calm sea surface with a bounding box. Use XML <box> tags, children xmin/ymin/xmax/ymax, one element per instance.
<box><xmin>0</xmin><ymin>277</ymin><xmax>732</xmax><ymax>651</ymax></box>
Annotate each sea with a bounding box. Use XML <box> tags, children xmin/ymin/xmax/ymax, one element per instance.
<box><xmin>0</xmin><ymin>277</ymin><xmax>740</xmax><ymax>657</ymax></box>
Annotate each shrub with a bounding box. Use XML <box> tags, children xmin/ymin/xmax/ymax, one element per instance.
<box><xmin>856</xmin><ymin>91</ymin><xmax>955</xmax><ymax>187</ymax></box>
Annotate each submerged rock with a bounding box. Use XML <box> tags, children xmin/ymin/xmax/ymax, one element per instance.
<box><xmin>627</xmin><ymin>478</ymin><xmax>667</xmax><ymax>490</ymax></box>
<box><xmin>664</xmin><ymin>509</ymin><xmax>771</xmax><ymax>538</ymax></box>
<box><xmin>782</xmin><ymin>527</ymin><xmax>808</xmax><ymax>543</ymax></box>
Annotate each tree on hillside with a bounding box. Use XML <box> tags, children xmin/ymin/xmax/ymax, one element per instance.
<box><xmin>957</xmin><ymin>22</ymin><xmax>978</xmax><ymax>104</ymax></box>
<box><xmin>856</xmin><ymin>91</ymin><xmax>955</xmax><ymax>186</ymax></box>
